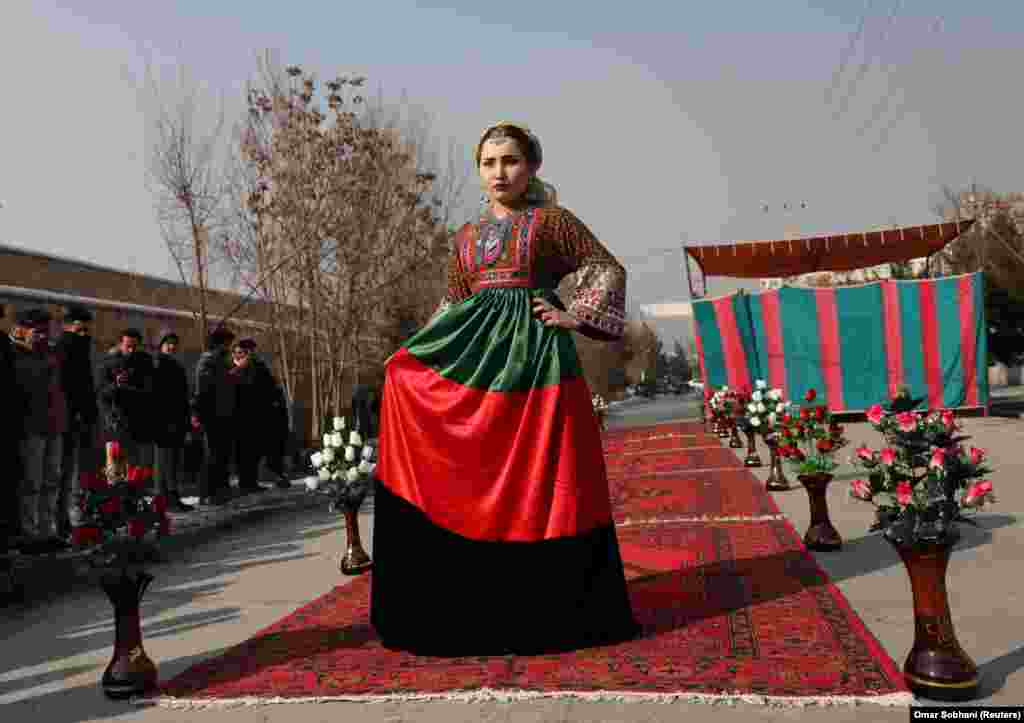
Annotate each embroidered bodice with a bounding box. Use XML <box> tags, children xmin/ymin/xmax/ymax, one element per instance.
<box><xmin>440</xmin><ymin>205</ymin><xmax>627</xmax><ymax>340</ymax></box>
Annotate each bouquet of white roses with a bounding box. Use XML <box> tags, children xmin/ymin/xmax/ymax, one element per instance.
<box><xmin>309</xmin><ymin>415</ymin><xmax>377</xmax><ymax>504</ymax></box>
<box><xmin>744</xmin><ymin>379</ymin><xmax>791</xmax><ymax>436</ymax></box>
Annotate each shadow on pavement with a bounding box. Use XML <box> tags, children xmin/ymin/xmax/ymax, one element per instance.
<box><xmin>808</xmin><ymin>513</ymin><xmax>1017</xmax><ymax>585</ymax></box>
<box><xmin>0</xmin><ymin>646</ymin><xmax>234</xmax><ymax>723</ymax></box>
<box><xmin>977</xmin><ymin>643</ymin><xmax>1024</xmax><ymax>698</ymax></box>
<box><xmin>0</xmin><ymin>504</ymin><xmax>347</xmax><ymax>713</ymax></box>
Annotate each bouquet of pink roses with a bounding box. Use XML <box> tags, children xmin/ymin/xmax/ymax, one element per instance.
<box><xmin>849</xmin><ymin>389</ymin><xmax>995</xmax><ymax>544</ymax></box>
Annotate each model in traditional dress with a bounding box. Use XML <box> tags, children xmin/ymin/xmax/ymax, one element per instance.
<box><xmin>370</xmin><ymin>121</ymin><xmax>640</xmax><ymax>656</ymax></box>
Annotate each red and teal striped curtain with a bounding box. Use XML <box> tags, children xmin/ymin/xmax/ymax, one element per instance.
<box><xmin>692</xmin><ymin>273</ymin><xmax>988</xmax><ymax>412</ymax></box>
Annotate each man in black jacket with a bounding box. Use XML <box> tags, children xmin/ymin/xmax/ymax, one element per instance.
<box><xmin>55</xmin><ymin>304</ymin><xmax>99</xmax><ymax>538</ymax></box>
<box><xmin>192</xmin><ymin>327</ymin><xmax>236</xmax><ymax>505</ymax></box>
<box><xmin>11</xmin><ymin>308</ymin><xmax>68</xmax><ymax>551</ymax></box>
<box><xmin>233</xmin><ymin>338</ymin><xmax>291</xmax><ymax>490</ymax></box>
<box><xmin>152</xmin><ymin>330</ymin><xmax>194</xmax><ymax>512</ymax></box>
<box><xmin>0</xmin><ymin>306</ymin><xmax>23</xmax><ymax>548</ymax></box>
<box><xmin>98</xmin><ymin>329</ymin><xmax>154</xmax><ymax>473</ymax></box>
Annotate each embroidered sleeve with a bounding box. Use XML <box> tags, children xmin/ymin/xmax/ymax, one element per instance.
<box><xmin>431</xmin><ymin>226</ymin><xmax>473</xmax><ymax>318</ymax></box>
<box><xmin>545</xmin><ymin>208</ymin><xmax>626</xmax><ymax>341</ymax></box>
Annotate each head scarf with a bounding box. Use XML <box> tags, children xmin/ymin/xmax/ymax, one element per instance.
<box><xmin>476</xmin><ymin>121</ymin><xmax>557</xmax><ymax>207</ymax></box>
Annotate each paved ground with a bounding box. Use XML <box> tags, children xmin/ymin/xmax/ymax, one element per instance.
<box><xmin>1</xmin><ymin>398</ymin><xmax>1021</xmax><ymax>722</ymax></box>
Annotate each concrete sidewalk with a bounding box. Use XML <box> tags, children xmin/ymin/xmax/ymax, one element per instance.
<box><xmin>1</xmin><ymin>437</ymin><xmax>383</xmax><ymax>607</ymax></box>
<box><xmin>0</xmin><ymin>419</ymin><xmax>1021</xmax><ymax>722</ymax></box>
<box><xmin>0</xmin><ymin>480</ymin><xmax>328</xmax><ymax>608</ymax></box>
<box><xmin>749</xmin><ymin>412</ymin><xmax>1024</xmax><ymax>710</ymax></box>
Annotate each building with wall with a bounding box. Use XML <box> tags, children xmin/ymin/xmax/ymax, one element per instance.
<box><xmin>0</xmin><ymin>241</ymin><xmax>313</xmax><ymax>437</ymax></box>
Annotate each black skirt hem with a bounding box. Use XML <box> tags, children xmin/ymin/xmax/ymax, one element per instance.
<box><xmin>369</xmin><ymin>478</ymin><xmax>640</xmax><ymax>657</ymax></box>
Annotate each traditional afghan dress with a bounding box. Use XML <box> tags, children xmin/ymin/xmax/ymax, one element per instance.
<box><xmin>370</xmin><ymin>202</ymin><xmax>640</xmax><ymax>656</ymax></box>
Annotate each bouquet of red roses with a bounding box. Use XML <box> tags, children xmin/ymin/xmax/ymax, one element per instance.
<box><xmin>71</xmin><ymin>442</ymin><xmax>171</xmax><ymax>562</ymax></box>
<box><xmin>775</xmin><ymin>388</ymin><xmax>849</xmax><ymax>475</ymax></box>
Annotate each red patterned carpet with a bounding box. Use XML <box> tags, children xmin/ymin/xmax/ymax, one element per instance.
<box><xmin>152</xmin><ymin>420</ymin><xmax>911</xmax><ymax>707</ymax></box>
<box><xmin>610</xmin><ymin>469</ymin><xmax>782</xmax><ymax>524</ymax></box>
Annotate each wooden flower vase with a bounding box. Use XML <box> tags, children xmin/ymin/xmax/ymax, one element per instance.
<box><xmin>888</xmin><ymin>533</ymin><xmax>979</xmax><ymax>701</ymax></box>
<box><xmin>743</xmin><ymin>429</ymin><xmax>762</xmax><ymax>467</ymax></box>
<box><xmin>797</xmin><ymin>473</ymin><xmax>842</xmax><ymax>551</ymax></box>
<box><xmin>339</xmin><ymin>486</ymin><xmax>373</xmax><ymax>576</ymax></box>
<box><xmin>765</xmin><ymin>439</ymin><xmax>791</xmax><ymax>491</ymax></box>
<box><xmin>100</xmin><ymin>568</ymin><xmax>158</xmax><ymax>700</ymax></box>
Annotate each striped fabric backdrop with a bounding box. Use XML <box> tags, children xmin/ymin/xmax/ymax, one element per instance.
<box><xmin>692</xmin><ymin>273</ymin><xmax>988</xmax><ymax>412</ymax></box>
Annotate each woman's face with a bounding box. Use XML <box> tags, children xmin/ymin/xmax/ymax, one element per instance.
<box><xmin>478</xmin><ymin>136</ymin><xmax>534</xmax><ymax>206</ymax></box>
<box><xmin>232</xmin><ymin>348</ymin><xmax>250</xmax><ymax>368</ymax></box>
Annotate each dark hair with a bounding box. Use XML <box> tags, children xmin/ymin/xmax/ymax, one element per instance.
<box><xmin>64</xmin><ymin>304</ymin><xmax>93</xmax><ymax>323</ymax></box>
<box><xmin>208</xmin><ymin>327</ymin><xmax>235</xmax><ymax>349</ymax></box>
<box><xmin>16</xmin><ymin>307</ymin><xmax>52</xmax><ymax>328</ymax></box>
<box><xmin>120</xmin><ymin>328</ymin><xmax>143</xmax><ymax>341</ymax></box>
<box><xmin>236</xmin><ymin>337</ymin><xmax>257</xmax><ymax>351</ymax></box>
<box><xmin>478</xmin><ymin>125</ymin><xmax>541</xmax><ymax>167</ymax></box>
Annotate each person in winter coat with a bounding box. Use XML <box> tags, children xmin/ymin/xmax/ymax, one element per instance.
<box><xmin>0</xmin><ymin>307</ymin><xmax>24</xmax><ymax>548</ymax></box>
<box><xmin>10</xmin><ymin>308</ymin><xmax>68</xmax><ymax>551</ymax></box>
<box><xmin>98</xmin><ymin>329</ymin><xmax>154</xmax><ymax>473</ymax></box>
<box><xmin>55</xmin><ymin>304</ymin><xmax>99</xmax><ymax>538</ymax></box>
<box><xmin>192</xmin><ymin>327</ymin><xmax>236</xmax><ymax>505</ymax></box>
<box><xmin>350</xmin><ymin>382</ymin><xmax>377</xmax><ymax>439</ymax></box>
<box><xmin>233</xmin><ymin>338</ymin><xmax>291</xmax><ymax>490</ymax></box>
<box><xmin>262</xmin><ymin>365</ymin><xmax>292</xmax><ymax>489</ymax></box>
<box><xmin>151</xmin><ymin>330</ymin><xmax>194</xmax><ymax>512</ymax></box>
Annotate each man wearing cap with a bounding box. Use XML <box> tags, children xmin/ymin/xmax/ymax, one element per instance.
<box><xmin>152</xmin><ymin>330</ymin><xmax>194</xmax><ymax>512</ymax></box>
<box><xmin>10</xmin><ymin>307</ymin><xmax>68</xmax><ymax>551</ymax></box>
<box><xmin>192</xmin><ymin>327</ymin><xmax>237</xmax><ymax>505</ymax></box>
<box><xmin>55</xmin><ymin>305</ymin><xmax>99</xmax><ymax>539</ymax></box>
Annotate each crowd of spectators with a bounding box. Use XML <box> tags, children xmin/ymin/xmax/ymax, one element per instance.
<box><xmin>2</xmin><ymin>304</ymin><xmax>292</xmax><ymax>555</ymax></box>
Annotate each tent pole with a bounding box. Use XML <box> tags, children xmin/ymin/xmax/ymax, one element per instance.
<box><xmin>683</xmin><ymin>246</ymin><xmax>703</xmax><ymax>299</ymax></box>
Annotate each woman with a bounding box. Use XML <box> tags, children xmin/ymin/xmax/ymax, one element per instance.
<box><xmin>371</xmin><ymin>121</ymin><xmax>640</xmax><ymax>656</ymax></box>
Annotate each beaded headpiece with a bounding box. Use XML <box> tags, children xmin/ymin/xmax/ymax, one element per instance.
<box><xmin>476</xmin><ymin>121</ymin><xmax>557</xmax><ymax>207</ymax></box>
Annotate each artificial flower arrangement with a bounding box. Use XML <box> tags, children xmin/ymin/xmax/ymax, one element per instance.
<box><xmin>310</xmin><ymin>414</ymin><xmax>377</xmax><ymax>575</ymax></box>
<box><xmin>708</xmin><ymin>386</ymin><xmax>738</xmax><ymax>431</ymax></box>
<box><xmin>309</xmin><ymin>415</ymin><xmax>377</xmax><ymax>506</ymax></box>
<box><xmin>775</xmin><ymin>388</ymin><xmax>849</xmax><ymax>475</ymax></box>
<box><xmin>70</xmin><ymin>441</ymin><xmax>171</xmax><ymax>564</ymax></box>
<box><xmin>743</xmin><ymin>380</ymin><xmax>792</xmax><ymax>436</ymax></box>
<box><xmin>849</xmin><ymin>388</ymin><xmax>995</xmax><ymax>544</ymax></box>
<box><xmin>71</xmin><ymin>442</ymin><xmax>168</xmax><ymax>699</ymax></box>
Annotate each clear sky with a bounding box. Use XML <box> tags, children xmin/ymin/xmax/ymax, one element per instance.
<box><xmin>2</xmin><ymin>1</ymin><xmax>1021</xmax><ymax>345</ymax></box>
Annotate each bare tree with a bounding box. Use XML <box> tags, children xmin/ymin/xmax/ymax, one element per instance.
<box><xmin>141</xmin><ymin>61</ymin><xmax>232</xmax><ymax>340</ymax></box>
<box><xmin>933</xmin><ymin>185</ymin><xmax>1024</xmax><ymax>279</ymax></box>
<box><xmin>224</xmin><ymin>54</ymin><xmax>453</xmax><ymax>440</ymax></box>
<box><xmin>358</xmin><ymin>94</ymin><xmax>472</xmax><ymax>360</ymax></box>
